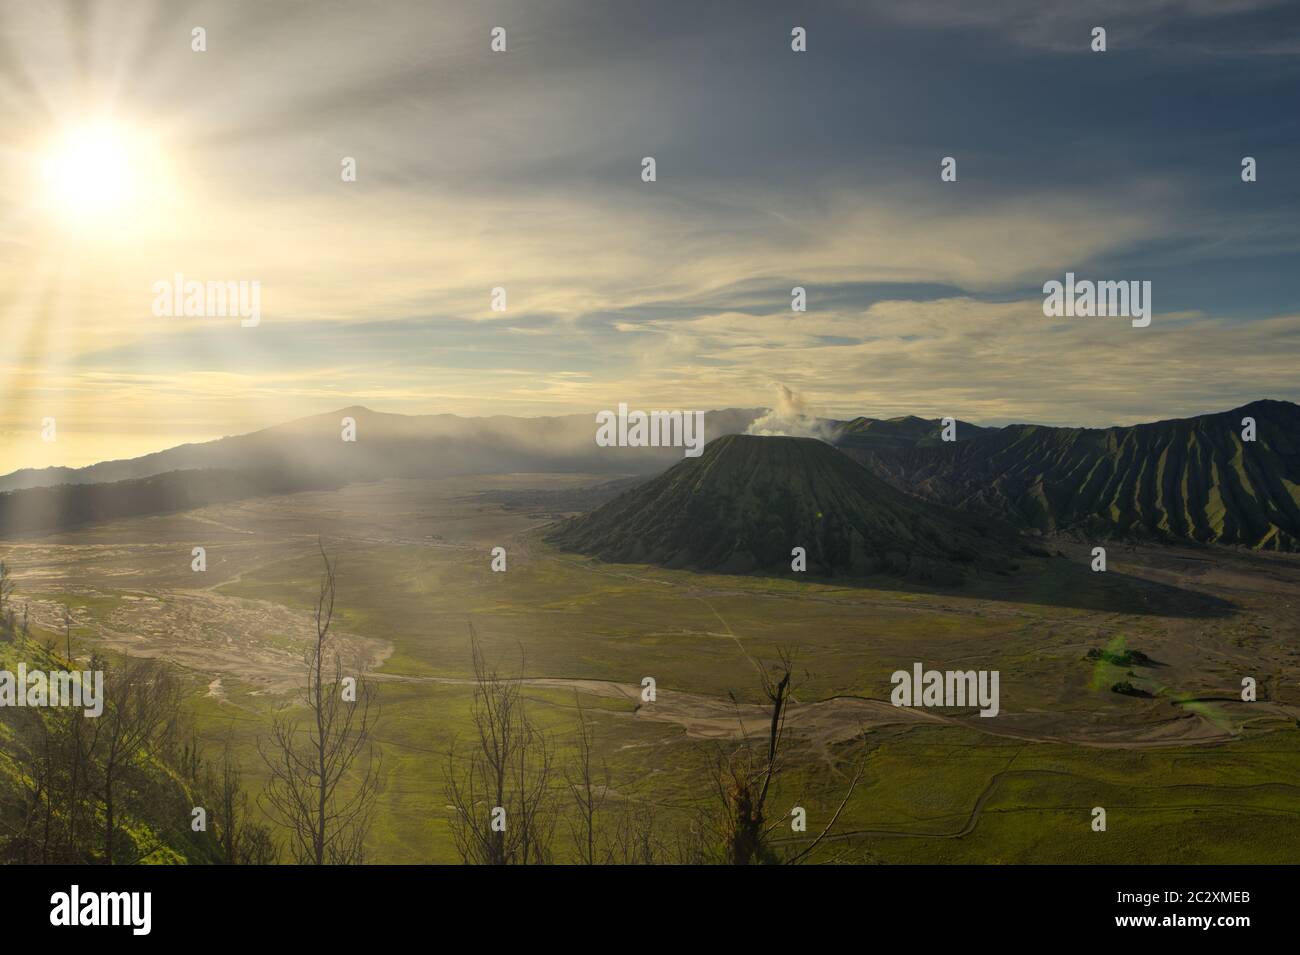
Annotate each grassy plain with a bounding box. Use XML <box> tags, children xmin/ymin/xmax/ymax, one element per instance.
<box><xmin>5</xmin><ymin>475</ymin><xmax>1300</xmax><ymax>863</ymax></box>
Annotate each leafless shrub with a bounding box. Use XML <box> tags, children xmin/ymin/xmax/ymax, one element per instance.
<box><xmin>446</xmin><ymin>625</ymin><xmax>555</xmax><ymax>864</ymax></box>
<box><xmin>259</xmin><ymin>543</ymin><xmax>380</xmax><ymax>864</ymax></box>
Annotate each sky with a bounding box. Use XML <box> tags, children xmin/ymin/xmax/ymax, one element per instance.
<box><xmin>2</xmin><ymin>0</ymin><xmax>1299</xmax><ymax>468</ymax></box>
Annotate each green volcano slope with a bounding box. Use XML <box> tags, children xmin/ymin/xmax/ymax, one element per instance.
<box><xmin>848</xmin><ymin>400</ymin><xmax>1300</xmax><ymax>550</ymax></box>
<box><xmin>546</xmin><ymin>434</ymin><xmax>1033</xmax><ymax>584</ymax></box>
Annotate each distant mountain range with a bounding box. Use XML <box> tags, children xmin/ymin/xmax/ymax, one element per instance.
<box><xmin>846</xmin><ymin>399</ymin><xmax>1300</xmax><ymax>551</ymax></box>
<box><xmin>0</xmin><ymin>406</ymin><xmax>757</xmax><ymax>537</ymax></box>
<box><xmin>546</xmin><ymin>434</ymin><xmax>1031</xmax><ymax>583</ymax></box>
<box><xmin>0</xmin><ymin>406</ymin><xmax>762</xmax><ymax>493</ymax></box>
<box><xmin>2</xmin><ymin>400</ymin><xmax>1297</xmax><ymax>551</ymax></box>
<box><xmin>833</xmin><ymin>414</ymin><xmax>988</xmax><ymax>452</ymax></box>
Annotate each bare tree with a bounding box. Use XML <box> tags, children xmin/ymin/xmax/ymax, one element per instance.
<box><xmin>565</xmin><ymin>694</ymin><xmax>610</xmax><ymax>864</ymax></box>
<box><xmin>210</xmin><ymin>735</ymin><xmax>279</xmax><ymax>864</ymax></box>
<box><xmin>82</xmin><ymin>656</ymin><xmax>182</xmax><ymax>864</ymax></box>
<box><xmin>446</xmin><ymin>625</ymin><xmax>555</xmax><ymax>864</ymax></box>
<box><xmin>217</xmin><ymin>738</ymin><xmax>246</xmax><ymax>864</ymax></box>
<box><xmin>611</xmin><ymin>799</ymin><xmax>686</xmax><ymax>864</ymax></box>
<box><xmin>0</xmin><ymin>596</ymin><xmax>92</xmax><ymax>863</ymax></box>
<box><xmin>259</xmin><ymin>543</ymin><xmax>380</xmax><ymax>864</ymax></box>
<box><xmin>59</xmin><ymin>641</ymin><xmax>91</xmax><ymax>860</ymax></box>
<box><xmin>0</xmin><ymin>574</ymin><xmax>251</xmax><ymax>865</ymax></box>
<box><xmin>707</xmin><ymin>650</ymin><xmax>868</xmax><ymax>865</ymax></box>
<box><xmin>707</xmin><ymin>652</ymin><xmax>792</xmax><ymax>865</ymax></box>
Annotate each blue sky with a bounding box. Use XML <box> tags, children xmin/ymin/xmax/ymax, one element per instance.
<box><xmin>2</xmin><ymin>0</ymin><xmax>1299</xmax><ymax>466</ymax></box>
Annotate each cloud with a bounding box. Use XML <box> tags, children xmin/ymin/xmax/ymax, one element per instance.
<box><xmin>852</xmin><ymin>0</ymin><xmax>1300</xmax><ymax>55</ymax></box>
<box><xmin>2</xmin><ymin>0</ymin><xmax>1297</xmax><ymax>469</ymax></box>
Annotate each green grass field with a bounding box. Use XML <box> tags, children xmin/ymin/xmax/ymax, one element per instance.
<box><xmin>7</xmin><ymin>476</ymin><xmax>1300</xmax><ymax>863</ymax></box>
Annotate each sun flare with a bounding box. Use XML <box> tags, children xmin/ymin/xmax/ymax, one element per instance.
<box><xmin>39</xmin><ymin>120</ymin><xmax>156</xmax><ymax>227</ymax></box>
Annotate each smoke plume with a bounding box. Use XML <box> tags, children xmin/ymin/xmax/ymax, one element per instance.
<box><xmin>745</xmin><ymin>384</ymin><xmax>837</xmax><ymax>442</ymax></box>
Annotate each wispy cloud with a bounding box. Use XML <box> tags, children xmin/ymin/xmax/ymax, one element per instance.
<box><xmin>1</xmin><ymin>0</ymin><xmax>1297</xmax><ymax>468</ymax></box>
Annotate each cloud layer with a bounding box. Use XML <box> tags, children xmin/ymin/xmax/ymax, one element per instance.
<box><xmin>1</xmin><ymin>0</ymin><xmax>1298</xmax><ymax>467</ymax></box>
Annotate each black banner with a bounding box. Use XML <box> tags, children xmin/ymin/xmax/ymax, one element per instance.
<box><xmin>3</xmin><ymin>864</ymin><xmax>1283</xmax><ymax>941</ymax></box>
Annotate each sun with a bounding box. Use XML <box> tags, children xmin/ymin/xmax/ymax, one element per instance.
<box><xmin>40</xmin><ymin>121</ymin><xmax>144</xmax><ymax>224</ymax></box>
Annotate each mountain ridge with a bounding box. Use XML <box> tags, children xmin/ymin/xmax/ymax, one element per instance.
<box><xmin>4</xmin><ymin>400</ymin><xmax>1297</xmax><ymax>551</ymax></box>
<box><xmin>0</xmin><ymin>406</ymin><xmax>766</xmax><ymax>492</ymax></box>
<box><xmin>844</xmin><ymin>399</ymin><xmax>1300</xmax><ymax>551</ymax></box>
